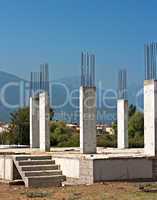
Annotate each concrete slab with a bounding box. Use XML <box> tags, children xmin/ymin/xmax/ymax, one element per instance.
<box><xmin>0</xmin><ymin>147</ymin><xmax>156</xmax><ymax>185</ymax></box>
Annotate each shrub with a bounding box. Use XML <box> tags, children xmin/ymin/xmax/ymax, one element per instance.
<box><xmin>50</xmin><ymin>121</ymin><xmax>79</xmax><ymax>147</ymax></box>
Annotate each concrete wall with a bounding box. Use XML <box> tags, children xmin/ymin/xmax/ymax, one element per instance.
<box><xmin>53</xmin><ymin>157</ymin><xmax>94</xmax><ymax>184</ymax></box>
<box><xmin>117</xmin><ymin>99</ymin><xmax>128</xmax><ymax>149</ymax></box>
<box><xmin>30</xmin><ymin>96</ymin><xmax>40</xmax><ymax>148</ymax></box>
<box><xmin>79</xmin><ymin>159</ymin><xmax>94</xmax><ymax>184</ymax></box>
<box><xmin>53</xmin><ymin>156</ymin><xmax>153</xmax><ymax>185</ymax></box>
<box><xmin>80</xmin><ymin>86</ymin><xmax>96</xmax><ymax>154</ymax></box>
<box><xmin>53</xmin><ymin>157</ymin><xmax>80</xmax><ymax>178</ymax></box>
<box><xmin>39</xmin><ymin>92</ymin><xmax>50</xmax><ymax>151</ymax></box>
<box><xmin>93</xmin><ymin>158</ymin><xmax>153</xmax><ymax>181</ymax></box>
<box><xmin>144</xmin><ymin>80</ymin><xmax>157</xmax><ymax>156</ymax></box>
<box><xmin>0</xmin><ymin>156</ymin><xmax>13</xmax><ymax>181</ymax></box>
<box><xmin>152</xmin><ymin>159</ymin><xmax>157</xmax><ymax>180</ymax></box>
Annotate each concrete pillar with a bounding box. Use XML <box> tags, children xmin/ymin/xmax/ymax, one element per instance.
<box><xmin>39</xmin><ymin>92</ymin><xmax>50</xmax><ymax>151</ymax></box>
<box><xmin>144</xmin><ymin>80</ymin><xmax>157</xmax><ymax>156</ymax></box>
<box><xmin>80</xmin><ymin>86</ymin><xmax>96</xmax><ymax>154</ymax></box>
<box><xmin>30</xmin><ymin>96</ymin><xmax>40</xmax><ymax>148</ymax></box>
<box><xmin>117</xmin><ymin>99</ymin><xmax>128</xmax><ymax>148</ymax></box>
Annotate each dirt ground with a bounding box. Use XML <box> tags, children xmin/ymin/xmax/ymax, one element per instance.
<box><xmin>0</xmin><ymin>182</ymin><xmax>157</xmax><ymax>200</ymax></box>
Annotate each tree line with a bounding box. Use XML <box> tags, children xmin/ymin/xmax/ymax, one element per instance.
<box><xmin>0</xmin><ymin>104</ymin><xmax>144</xmax><ymax>148</ymax></box>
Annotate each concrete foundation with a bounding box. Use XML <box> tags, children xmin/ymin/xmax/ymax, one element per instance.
<box><xmin>93</xmin><ymin>158</ymin><xmax>152</xmax><ymax>182</ymax></box>
<box><xmin>117</xmin><ymin>99</ymin><xmax>128</xmax><ymax>149</ymax></box>
<box><xmin>0</xmin><ymin>148</ymin><xmax>157</xmax><ymax>185</ymax></box>
<box><xmin>39</xmin><ymin>92</ymin><xmax>50</xmax><ymax>151</ymax></box>
<box><xmin>144</xmin><ymin>80</ymin><xmax>157</xmax><ymax>156</ymax></box>
<box><xmin>80</xmin><ymin>87</ymin><xmax>96</xmax><ymax>154</ymax></box>
<box><xmin>51</xmin><ymin>148</ymin><xmax>156</xmax><ymax>184</ymax></box>
<box><xmin>30</xmin><ymin>96</ymin><xmax>40</xmax><ymax>148</ymax></box>
<box><xmin>0</xmin><ymin>155</ymin><xmax>21</xmax><ymax>181</ymax></box>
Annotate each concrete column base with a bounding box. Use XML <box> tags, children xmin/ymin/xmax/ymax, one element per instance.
<box><xmin>80</xmin><ymin>86</ymin><xmax>96</xmax><ymax>154</ymax></box>
<box><xmin>39</xmin><ymin>92</ymin><xmax>50</xmax><ymax>152</ymax></box>
<box><xmin>117</xmin><ymin>99</ymin><xmax>128</xmax><ymax>149</ymax></box>
<box><xmin>144</xmin><ymin>80</ymin><xmax>157</xmax><ymax>156</ymax></box>
<box><xmin>30</xmin><ymin>96</ymin><xmax>40</xmax><ymax>148</ymax></box>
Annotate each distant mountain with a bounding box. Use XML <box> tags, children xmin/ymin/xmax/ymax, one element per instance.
<box><xmin>0</xmin><ymin>71</ymin><xmax>143</xmax><ymax>122</ymax></box>
<box><xmin>52</xmin><ymin>76</ymin><xmax>144</xmax><ymax>123</ymax></box>
<box><xmin>0</xmin><ymin>71</ymin><xmax>26</xmax><ymax>122</ymax></box>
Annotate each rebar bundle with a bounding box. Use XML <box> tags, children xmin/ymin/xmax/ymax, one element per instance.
<box><xmin>81</xmin><ymin>52</ymin><xmax>95</xmax><ymax>87</ymax></box>
<box><xmin>30</xmin><ymin>63</ymin><xmax>50</xmax><ymax>97</ymax></box>
<box><xmin>118</xmin><ymin>69</ymin><xmax>127</xmax><ymax>99</ymax></box>
<box><xmin>145</xmin><ymin>42</ymin><xmax>157</xmax><ymax>80</ymax></box>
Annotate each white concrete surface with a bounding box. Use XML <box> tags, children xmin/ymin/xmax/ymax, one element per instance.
<box><xmin>80</xmin><ymin>87</ymin><xmax>96</xmax><ymax>154</ymax></box>
<box><xmin>144</xmin><ymin>80</ymin><xmax>157</xmax><ymax>156</ymax></box>
<box><xmin>30</xmin><ymin>96</ymin><xmax>40</xmax><ymax>148</ymax></box>
<box><xmin>54</xmin><ymin>157</ymin><xmax>80</xmax><ymax>178</ymax></box>
<box><xmin>0</xmin><ymin>156</ymin><xmax>13</xmax><ymax>180</ymax></box>
<box><xmin>39</xmin><ymin>92</ymin><xmax>50</xmax><ymax>152</ymax></box>
<box><xmin>5</xmin><ymin>157</ymin><xmax>13</xmax><ymax>180</ymax></box>
<box><xmin>117</xmin><ymin>99</ymin><xmax>128</xmax><ymax>149</ymax></box>
<box><xmin>0</xmin><ymin>157</ymin><xmax>5</xmax><ymax>179</ymax></box>
<box><xmin>50</xmin><ymin>148</ymin><xmax>145</xmax><ymax>159</ymax></box>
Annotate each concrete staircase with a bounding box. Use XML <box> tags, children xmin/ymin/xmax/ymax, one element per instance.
<box><xmin>13</xmin><ymin>155</ymin><xmax>66</xmax><ymax>187</ymax></box>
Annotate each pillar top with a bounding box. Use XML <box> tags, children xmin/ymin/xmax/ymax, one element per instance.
<box><xmin>80</xmin><ymin>86</ymin><xmax>96</xmax><ymax>89</ymax></box>
<box><xmin>117</xmin><ymin>99</ymin><xmax>128</xmax><ymax>103</ymax></box>
<box><xmin>144</xmin><ymin>79</ymin><xmax>157</xmax><ymax>85</ymax></box>
<box><xmin>39</xmin><ymin>91</ymin><xmax>48</xmax><ymax>97</ymax></box>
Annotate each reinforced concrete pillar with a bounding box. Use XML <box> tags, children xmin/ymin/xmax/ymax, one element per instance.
<box><xmin>80</xmin><ymin>86</ymin><xmax>96</xmax><ymax>154</ymax></box>
<box><xmin>30</xmin><ymin>96</ymin><xmax>40</xmax><ymax>148</ymax></box>
<box><xmin>39</xmin><ymin>92</ymin><xmax>50</xmax><ymax>151</ymax></box>
<box><xmin>144</xmin><ymin>80</ymin><xmax>157</xmax><ymax>156</ymax></box>
<box><xmin>117</xmin><ymin>99</ymin><xmax>128</xmax><ymax>148</ymax></box>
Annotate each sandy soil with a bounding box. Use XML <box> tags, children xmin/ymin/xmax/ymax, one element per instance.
<box><xmin>0</xmin><ymin>182</ymin><xmax>156</xmax><ymax>200</ymax></box>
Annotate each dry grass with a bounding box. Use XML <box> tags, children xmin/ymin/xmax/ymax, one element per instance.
<box><xmin>0</xmin><ymin>182</ymin><xmax>157</xmax><ymax>200</ymax></box>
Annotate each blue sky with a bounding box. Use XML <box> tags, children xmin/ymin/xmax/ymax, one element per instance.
<box><xmin>0</xmin><ymin>0</ymin><xmax>156</xmax><ymax>87</ymax></box>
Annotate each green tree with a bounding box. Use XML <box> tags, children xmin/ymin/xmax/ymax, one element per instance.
<box><xmin>112</xmin><ymin>121</ymin><xmax>117</xmax><ymax>135</ymax></box>
<box><xmin>96</xmin><ymin>105</ymin><xmax>143</xmax><ymax>148</ymax></box>
<box><xmin>9</xmin><ymin>107</ymin><xmax>30</xmax><ymax>145</ymax></box>
<box><xmin>0</xmin><ymin>131</ymin><xmax>17</xmax><ymax>145</ymax></box>
<box><xmin>97</xmin><ymin>134</ymin><xmax>117</xmax><ymax>147</ymax></box>
<box><xmin>50</xmin><ymin>121</ymin><xmax>79</xmax><ymax>147</ymax></box>
<box><xmin>128</xmin><ymin>104</ymin><xmax>136</xmax><ymax>118</ymax></box>
<box><xmin>4</xmin><ymin>106</ymin><xmax>54</xmax><ymax>145</ymax></box>
<box><xmin>50</xmin><ymin>107</ymin><xmax>54</xmax><ymax>121</ymax></box>
<box><xmin>128</xmin><ymin>112</ymin><xmax>144</xmax><ymax>147</ymax></box>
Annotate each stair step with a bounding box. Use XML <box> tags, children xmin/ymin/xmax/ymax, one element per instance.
<box><xmin>15</xmin><ymin>156</ymin><xmax>52</xmax><ymax>161</ymax></box>
<box><xmin>21</xmin><ymin>165</ymin><xmax>59</xmax><ymax>171</ymax></box>
<box><xmin>24</xmin><ymin>170</ymin><xmax>62</xmax><ymax>177</ymax></box>
<box><xmin>26</xmin><ymin>175</ymin><xmax>66</xmax><ymax>187</ymax></box>
<box><xmin>14</xmin><ymin>156</ymin><xmax>66</xmax><ymax>187</ymax></box>
<box><xmin>18</xmin><ymin>160</ymin><xmax>55</xmax><ymax>166</ymax></box>
<box><xmin>9</xmin><ymin>180</ymin><xmax>24</xmax><ymax>186</ymax></box>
